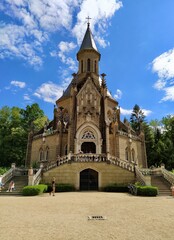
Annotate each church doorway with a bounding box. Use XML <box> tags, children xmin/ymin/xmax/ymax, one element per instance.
<box><xmin>81</xmin><ymin>142</ymin><xmax>96</xmax><ymax>153</ymax></box>
<box><xmin>80</xmin><ymin>169</ymin><xmax>98</xmax><ymax>191</ymax></box>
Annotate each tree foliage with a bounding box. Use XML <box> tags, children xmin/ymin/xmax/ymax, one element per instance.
<box><xmin>0</xmin><ymin>104</ymin><xmax>47</xmax><ymax>167</ymax></box>
<box><xmin>130</xmin><ymin>105</ymin><xmax>174</xmax><ymax>170</ymax></box>
<box><xmin>130</xmin><ymin>104</ymin><xmax>145</xmax><ymax>133</ymax></box>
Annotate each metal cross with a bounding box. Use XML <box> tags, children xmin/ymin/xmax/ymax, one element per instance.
<box><xmin>86</xmin><ymin>16</ymin><xmax>91</xmax><ymax>26</ymax></box>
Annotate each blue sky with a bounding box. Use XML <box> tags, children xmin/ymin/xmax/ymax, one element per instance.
<box><xmin>0</xmin><ymin>0</ymin><xmax>174</xmax><ymax>122</ymax></box>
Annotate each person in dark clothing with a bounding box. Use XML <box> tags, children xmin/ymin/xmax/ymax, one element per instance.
<box><xmin>50</xmin><ymin>177</ymin><xmax>56</xmax><ymax>196</ymax></box>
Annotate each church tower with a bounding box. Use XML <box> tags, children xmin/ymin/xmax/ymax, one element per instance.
<box><xmin>55</xmin><ymin>22</ymin><xmax>120</xmax><ymax>157</ymax></box>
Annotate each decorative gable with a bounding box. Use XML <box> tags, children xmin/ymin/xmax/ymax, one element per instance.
<box><xmin>76</xmin><ymin>77</ymin><xmax>101</xmax><ymax>129</ymax></box>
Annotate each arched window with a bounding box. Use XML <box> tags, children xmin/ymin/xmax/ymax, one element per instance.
<box><xmin>87</xmin><ymin>59</ymin><xmax>90</xmax><ymax>72</ymax></box>
<box><xmin>125</xmin><ymin>147</ymin><xmax>129</xmax><ymax>161</ymax></box>
<box><xmin>39</xmin><ymin>149</ymin><xmax>44</xmax><ymax>161</ymax></box>
<box><xmin>94</xmin><ymin>60</ymin><xmax>97</xmax><ymax>73</ymax></box>
<box><xmin>45</xmin><ymin>147</ymin><xmax>49</xmax><ymax>161</ymax></box>
<box><xmin>131</xmin><ymin>148</ymin><xmax>135</xmax><ymax>162</ymax></box>
<box><xmin>81</xmin><ymin>60</ymin><xmax>83</xmax><ymax>73</ymax></box>
<box><xmin>65</xmin><ymin>145</ymin><xmax>68</xmax><ymax>155</ymax></box>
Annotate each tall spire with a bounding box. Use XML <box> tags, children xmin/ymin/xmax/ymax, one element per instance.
<box><xmin>78</xmin><ymin>20</ymin><xmax>100</xmax><ymax>55</ymax></box>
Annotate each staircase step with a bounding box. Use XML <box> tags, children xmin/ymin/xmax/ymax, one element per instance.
<box><xmin>0</xmin><ymin>175</ymin><xmax>28</xmax><ymax>196</ymax></box>
<box><xmin>151</xmin><ymin>175</ymin><xmax>171</xmax><ymax>196</ymax></box>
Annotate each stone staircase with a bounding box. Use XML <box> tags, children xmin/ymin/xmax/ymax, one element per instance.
<box><xmin>0</xmin><ymin>175</ymin><xmax>28</xmax><ymax>196</ymax></box>
<box><xmin>151</xmin><ymin>175</ymin><xmax>171</xmax><ymax>196</ymax></box>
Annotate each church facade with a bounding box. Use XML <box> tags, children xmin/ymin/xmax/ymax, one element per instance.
<box><xmin>26</xmin><ymin>23</ymin><xmax>147</xmax><ymax>190</ymax></box>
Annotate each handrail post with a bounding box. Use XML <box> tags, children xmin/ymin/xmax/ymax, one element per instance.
<box><xmin>28</xmin><ymin>167</ymin><xmax>34</xmax><ymax>185</ymax></box>
<box><xmin>68</xmin><ymin>151</ymin><xmax>72</xmax><ymax>161</ymax></box>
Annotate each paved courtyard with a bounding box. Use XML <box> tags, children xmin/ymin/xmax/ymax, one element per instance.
<box><xmin>0</xmin><ymin>192</ymin><xmax>174</xmax><ymax>240</ymax></box>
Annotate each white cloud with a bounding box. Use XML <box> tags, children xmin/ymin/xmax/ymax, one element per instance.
<box><xmin>0</xmin><ymin>0</ymin><xmax>123</xmax><ymax>68</ymax></box>
<box><xmin>142</xmin><ymin>109</ymin><xmax>152</xmax><ymax>117</ymax></box>
<box><xmin>11</xmin><ymin>80</ymin><xmax>26</xmax><ymax>88</ymax></box>
<box><xmin>152</xmin><ymin>48</ymin><xmax>174</xmax><ymax>102</ymax></box>
<box><xmin>114</xmin><ymin>89</ymin><xmax>122</xmax><ymax>99</ymax></box>
<box><xmin>34</xmin><ymin>81</ymin><xmax>64</xmax><ymax>104</ymax></box>
<box><xmin>120</xmin><ymin>107</ymin><xmax>152</xmax><ymax>117</ymax></box>
<box><xmin>152</xmin><ymin>49</ymin><xmax>174</xmax><ymax>80</ymax></box>
<box><xmin>23</xmin><ymin>93</ymin><xmax>31</xmax><ymax>100</ymax></box>
<box><xmin>0</xmin><ymin>23</ymin><xmax>43</xmax><ymax>68</ymax></box>
<box><xmin>72</xmin><ymin>0</ymin><xmax>123</xmax><ymax>47</ymax></box>
<box><xmin>120</xmin><ymin>107</ymin><xmax>132</xmax><ymax>116</ymax></box>
<box><xmin>58</xmin><ymin>41</ymin><xmax>77</xmax><ymax>53</ymax></box>
<box><xmin>58</xmin><ymin>41</ymin><xmax>77</xmax><ymax>70</ymax></box>
<box><xmin>161</xmin><ymin>86</ymin><xmax>174</xmax><ymax>102</ymax></box>
<box><xmin>153</xmin><ymin>79</ymin><xmax>166</xmax><ymax>90</ymax></box>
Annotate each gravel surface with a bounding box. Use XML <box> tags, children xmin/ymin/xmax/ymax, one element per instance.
<box><xmin>0</xmin><ymin>192</ymin><xmax>174</xmax><ymax>240</ymax></box>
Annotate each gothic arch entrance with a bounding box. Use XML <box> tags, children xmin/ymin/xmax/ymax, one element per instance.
<box><xmin>75</xmin><ymin>124</ymin><xmax>102</xmax><ymax>154</ymax></box>
<box><xmin>81</xmin><ymin>142</ymin><xmax>96</xmax><ymax>153</ymax></box>
<box><xmin>80</xmin><ymin>168</ymin><xmax>98</xmax><ymax>191</ymax></box>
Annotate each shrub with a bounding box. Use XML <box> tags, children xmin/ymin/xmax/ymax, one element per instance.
<box><xmin>103</xmin><ymin>183</ymin><xmax>129</xmax><ymax>192</ymax></box>
<box><xmin>136</xmin><ymin>186</ymin><xmax>158</xmax><ymax>196</ymax></box>
<box><xmin>46</xmin><ymin>183</ymin><xmax>75</xmax><ymax>192</ymax></box>
<box><xmin>56</xmin><ymin>183</ymin><xmax>75</xmax><ymax>192</ymax></box>
<box><xmin>22</xmin><ymin>184</ymin><xmax>47</xmax><ymax>196</ymax></box>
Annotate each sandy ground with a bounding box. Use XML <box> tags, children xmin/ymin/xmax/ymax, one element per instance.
<box><xmin>0</xmin><ymin>192</ymin><xmax>174</xmax><ymax>240</ymax></box>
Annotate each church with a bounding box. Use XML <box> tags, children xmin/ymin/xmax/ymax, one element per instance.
<box><xmin>26</xmin><ymin>22</ymin><xmax>147</xmax><ymax>190</ymax></box>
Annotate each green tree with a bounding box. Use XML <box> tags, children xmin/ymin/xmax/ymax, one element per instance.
<box><xmin>0</xmin><ymin>104</ymin><xmax>47</xmax><ymax>167</ymax></box>
<box><xmin>20</xmin><ymin>103</ymin><xmax>45</xmax><ymax>132</ymax></box>
<box><xmin>130</xmin><ymin>104</ymin><xmax>145</xmax><ymax>133</ymax></box>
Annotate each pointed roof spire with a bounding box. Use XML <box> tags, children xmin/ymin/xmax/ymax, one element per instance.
<box><xmin>78</xmin><ymin>18</ymin><xmax>100</xmax><ymax>54</ymax></box>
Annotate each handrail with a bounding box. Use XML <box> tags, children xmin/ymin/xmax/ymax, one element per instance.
<box><xmin>109</xmin><ymin>155</ymin><xmax>135</xmax><ymax>172</ymax></box>
<box><xmin>32</xmin><ymin>168</ymin><xmax>42</xmax><ymax>185</ymax></box>
<box><xmin>161</xmin><ymin>168</ymin><xmax>174</xmax><ymax>185</ymax></box>
<box><xmin>135</xmin><ymin>166</ymin><xmax>146</xmax><ymax>186</ymax></box>
<box><xmin>139</xmin><ymin>168</ymin><xmax>152</xmax><ymax>175</ymax></box>
<box><xmin>1</xmin><ymin>168</ymin><xmax>14</xmax><ymax>184</ymax></box>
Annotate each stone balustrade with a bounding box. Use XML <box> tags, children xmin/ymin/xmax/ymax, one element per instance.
<box><xmin>1</xmin><ymin>168</ymin><xmax>13</xmax><ymax>185</ymax></box>
<box><xmin>161</xmin><ymin>168</ymin><xmax>174</xmax><ymax>185</ymax></box>
<box><xmin>135</xmin><ymin>166</ymin><xmax>147</xmax><ymax>186</ymax></box>
<box><xmin>43</xmin><ymin>153</ymin><xmax>135</xmax><ymax>173</ymax></box>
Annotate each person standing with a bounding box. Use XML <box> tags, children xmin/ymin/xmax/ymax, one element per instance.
<box><xmin>7</xmin><ymin>181</ymin><xmax>15</xmax><ymax>192</ymax></box>
<box><xmin>50</xmin><ymin>177</ymin><xmax>56</xmax><ymax>196</ymax></box>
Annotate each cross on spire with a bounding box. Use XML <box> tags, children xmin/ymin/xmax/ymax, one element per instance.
<box><xmin>86</xmin><ymin>16</ymin><xmax>91</xmax><ymax>27</ymax></box>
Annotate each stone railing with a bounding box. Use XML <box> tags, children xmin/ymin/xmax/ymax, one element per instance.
<box><xmin>161</xmin><ymin>168</ymin><xmax>174</xmax><ymax>185</ymax></box>
<box><xmin>28</xmin><ymin>167</ymin><xmax>42</xmax><ymax>186</ymax></box>
<box><xmin>1</xmin><ymin>168</ymin><xmax>14</xmax><ymax>185</ymax></box>
<box><xmin>43</xmin><ymin>153</ymin><xmax>135</xmax><ymax>173</ymax></box>
<box><xmin>139</xmin><ymin>168</ymin><xmax>152</xmax><ymax>176</ymax></box>
<box><xmin>43</xmin><ymin>155</ymin><xmax>69</xmax><ymax>172</ymax></box>
<box><xmin>135</xmin><ymin>166</ymin><xmax>147</xmax><ymax>186</ymax></box>
<box><xmin>118</xmin><ymin>131</ymin><xmax>128</xmax><ymax>137</ymax></box>
<box><xmin>32</xmin><ymin>168</ymin><xmax>42</xmax><ymax>185</ymax></box>
<box><xmin>73</xmin><ymin>154</ymin><xmax>107</xmax><ymax>163</ymax></box>
<box><xmin>108</xmin><ymin>155</ymin><xmax>135</xmax><ymax>172</ymax></box>
<box><xmin>33</xmin><ymin>130</ymin><xmax>58</xmax><ymax>140</ymax></box>
<box><xmin>118</xmin><ymin>131</ymin><xmax>141</xmax><ymax>141</ymax></box>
